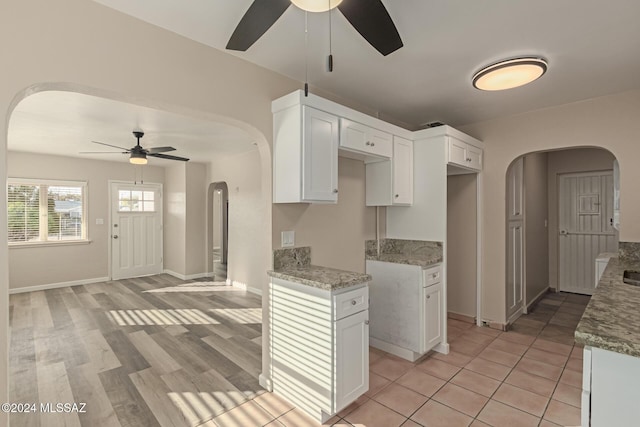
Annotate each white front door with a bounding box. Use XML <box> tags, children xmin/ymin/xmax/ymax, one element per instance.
<box><xmin>559</xmin><ymin>171</ymin><xmax>618</xmax><ymax>294</ymax></box>
<box><xmin>110</xmin><ymin>182</ymin><xmax>163</xmax><ymax>280</ymax></box>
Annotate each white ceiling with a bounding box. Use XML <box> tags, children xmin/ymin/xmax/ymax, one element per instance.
<box><xmin>92</xmin><ymin>0</ymin><xmax>640</xmax><ymax>127</ymax></box>
<box><xmin>9</xmin><ymin>91</ymin><xmax>256</xmax><ymax>165</ymax></box>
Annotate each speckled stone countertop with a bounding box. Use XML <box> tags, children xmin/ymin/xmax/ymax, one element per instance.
<box><xmin>365</xmin><ymin>239</ymin><xmax>442</xmax><ymax>268</ymax></box>
<box><xmin>268</xmin><ymin>266</ymin><xmax>371</xmax><ymax>292</ymax></box>
<box><xmin>269</xmin><ymin>246</ymin><xmax>370</xmax><ymax>291</ymax></box>
<box><xmin>575</xmin><ymin>255</ymin><xmax>640</xmax><ymax>357</ymax></box>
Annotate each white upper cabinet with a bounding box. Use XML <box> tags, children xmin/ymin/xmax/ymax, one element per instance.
<box><xmin>340</xmin><ymin>118</ymin><xmax>392</xmax><ymax>160</ymax></box>
<box><xmin>366</xmin><ymin>136</ymin><xmax>413</xmax><ymax>206</ymax></box>
<box><xmin>447</xmin><ymin>136</ymin><xmax>482</xmax><ymax>172</ymax></box>
<box><xmin>273</xmin><ymin>105</ymin><xmax>338</xmax><ymax>203</ymax></box>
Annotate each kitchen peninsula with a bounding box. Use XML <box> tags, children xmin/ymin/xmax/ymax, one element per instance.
<box><xmin>267</xmin><ymin>247</ymin><xmax>370</xmax><ymax>423</ymax></box>
<box><xmin>575</xmin><ymin>243</ymin><xmax>640</xmax><ymax>426</ymax></box>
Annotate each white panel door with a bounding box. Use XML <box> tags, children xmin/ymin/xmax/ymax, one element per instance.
<box><xmin>559</xmin><ymin>171</ymin><xmax>617</xmax><ymax>294</ymax></box>
<box><xmin>111</xmin><ymin>182</ymin><xmax>163</xmax><ymax>280</ymax></box>
<box><xmin>506</xmin><ymin>222</ymin><xmax>524</xmax><ymax>320</ymax></box>
<box><xmin>302</xmin><ymin>106</ymin><xmax>339</xmax><ymax>202</ymax></box>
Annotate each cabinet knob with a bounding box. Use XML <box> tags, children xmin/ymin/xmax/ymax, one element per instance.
<box><xmin>432</xmin><ymin>273</ymin><xmax>437</xmax><ymax>279</ymax></box>
<box><xmin>371</xmin><ymin>142</ymin><xmax>375</xmax><ymax>147</ymax></box>
<box><xmin>365</xmin><ymin>320</ymin><xmax>370</xmax><ymax>325</ymax></box>
<box><xmin>351</xmin><ymin>300</ymin><xmax>357</xmax><ymax>306</ymax></box>
<box><xmin>395</xmin><ymin>194</ymin><xmax>399</xmax><ymax>198</ymax></box>
<box><xmin>426</xmin><ymin>295</ymin><xmax>431</xmax><ymax>299</ymax></box>
<box><xmin>365</xmin><ymin>141</ymin><xmax>371</xmax><ymax>146</ymax></box>
<box><xmin>333</xmin><ymin>189</ymin><xmax>339</xmax><ymax>194</ymax></box>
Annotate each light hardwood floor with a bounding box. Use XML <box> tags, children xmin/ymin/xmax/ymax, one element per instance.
<box><xmin>9</xmin><ymin>274</ymin><xmax>264</xmax><ymax>427</ymax></box>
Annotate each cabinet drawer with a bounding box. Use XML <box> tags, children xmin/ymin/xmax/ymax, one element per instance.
<box><xmin>423</xmin><ymin>264</ymin><xmax>442</xmax><ymax>287</ymax></box>
<box><xmin>334</xmin><ymin>286</ymin><xmax>368</xmax><ymax>321</ymax></box>
<box><xmin>339</xmin><ymin>119</ymin><xmax>392</xmax><ymax>158</ymax></box>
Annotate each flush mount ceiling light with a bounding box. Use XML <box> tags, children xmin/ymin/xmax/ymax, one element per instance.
<box><xmin>290</xmin><ymin>0</ymin><xmax>343</xmax><ymax>12</ymax></box>
<box><xmin>472</xmin><ymin>57</ymin><xmax>548</xmax><ymax>91</ymax></box>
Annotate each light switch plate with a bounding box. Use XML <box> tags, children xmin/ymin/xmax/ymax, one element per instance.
<box><xmin>281</xmin><ymin>231</ymin><xmax>295</xmax><ymax>247</ymax></box>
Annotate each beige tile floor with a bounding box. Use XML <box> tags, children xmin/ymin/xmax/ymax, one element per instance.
<box><xmin>246</xmin><ymin>291</ymin><xmax>587</xmax><ymax>427</ymax></box>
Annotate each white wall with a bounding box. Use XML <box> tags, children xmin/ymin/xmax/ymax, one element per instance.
<box><xmin>164</xmin><ymin>163</ymin><xmax>187</xmax><ymax>275</ymax></box>
<box><xmin>185</xmin><ymin>162</ymin><xmax>207</xmax><ymax>276</ymax></box>
<box><xmin>207</xmin><ymin>149</ymin><xmax>266</xmax><ymax>292</ymax></box>
<box><xmin>7</xmin><ymin>151</ymin><xmax>165</xmax><ymax>290</ymax></box>
<box><xmin>546</xmin><ymin>148</ymin><xmax>615</xmax><ymax>290</ymax></box>
<box><xmin>446</xmin><ymin>173</ymin><xmax>477</xmax><ymax>318</ymax></box>
<box><xmin>272</xmin><ymin>157</ymin><xmax>378</xmax><ymax>273</ymax></box>
<box><xmin>461</xmin><ymin>90</ymin><xmax>640</xmax><ymax>325</ymax></box>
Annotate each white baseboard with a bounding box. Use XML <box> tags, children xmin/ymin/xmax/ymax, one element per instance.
<box><xmin>228</xmin><ymin>279</ymin><xmax>262</xmax><ymax>296</ymax></box>
<box><xmin>525</xmin><ymin>286</ymin><xmax>550</xmax><ymax>313</ymax></box>
<box><xmin>258</xmin><ymin>374</ymin><xmax>272</xmax><ymax>391</ymax></box>
<box><xmin>9</xmin><ymin>276</ymin><xmax>110</xmax><ymax>294</ymax></box>
<box><xmin>370</xmin><ymin>338</ymin><xmax>423</xmax><ymax>362</ymax></box>
<box><xmin>433</xmin><ymin>342</ymin><xmax>450</xmax><ymax>355</ymax></box>
<box><xmin>163</xmin><ymin>270</ymin><xmax>213</xmax><ymax>281</ymax></box>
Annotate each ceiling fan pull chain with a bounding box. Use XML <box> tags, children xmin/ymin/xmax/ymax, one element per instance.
<box><xmin>304</xmin><ymin>10</ymin><xmax>309</xmax><ymax>96</ymax></box>
<box><xmin>328</xmin><ymin>0</ymin><xmax>333</xmax><ymax>72</ymax></box>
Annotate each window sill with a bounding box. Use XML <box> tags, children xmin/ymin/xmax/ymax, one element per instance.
<box><xmin>8</xmin><ymin>240</ymin><xmax>92</xmax><ymax>249</ymax></box>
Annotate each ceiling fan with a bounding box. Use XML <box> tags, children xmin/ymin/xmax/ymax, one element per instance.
<box><xmin>80</xmin><ymin>131</ymin><xmax>190</xmax><ymax>164</ymax></box>
<box><xmin>226</xmin><ymin>0</ymin><xmax>403</xmax><ymax>56</ymax></box>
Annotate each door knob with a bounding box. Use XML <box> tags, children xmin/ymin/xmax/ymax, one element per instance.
<box><xmin>559</xmin><ymin>229</ymin><xmax>568</xmax><ymax>235</ymax></box>
<box><xmin>333</xmin><ymin>189</ymin><xmax>338</xmax><ymax>194</ymax></box>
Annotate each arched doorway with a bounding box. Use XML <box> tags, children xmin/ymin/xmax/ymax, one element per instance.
<box><xmin>208</xmin><ymin>181</ymin><xmax>229</xmax><ymax>281</ymax></box>
<box><xmin>505</xmin><ymin>147</ymin><xmax>618</xmax><ymax>338</ymax></box>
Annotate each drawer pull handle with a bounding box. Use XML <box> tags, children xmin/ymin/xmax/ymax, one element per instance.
<box><xmin>351</xmin><ymin>300</ymin><xmax>357</xmax><ymax>306</ymax></box>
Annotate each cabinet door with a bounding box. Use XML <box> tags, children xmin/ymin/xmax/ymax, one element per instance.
<box><xmin>340</xmin><ymin>118</ymin><xmax>368</xmax><ymax>152</ymax></box>
<box><xmin>392</xmin><ymin>137</ymin><xmax>413</xmax><ymax>205</ymax></box>
<box><xmin>466</xmin><ymin>145</ymin><xmax>482</xmax><ymax>170</ymax></box>
<box><xmin>368</xmin><ymin>129</ymin><xmax>393</xmax><ymax>158</ymax></box>
<box><xmin>335</xmin><ymin>310</ymin><xmax>369</xmax><ymax>411</ymax></box>
<box><xmin>302</xmin><ymin>107</ymin><xmax>339</xmax><ymax>202</ymax></box>
<box><xmin>448</xmin><ymin>137</ymin><xmax>468</xmax><ymax>167</ymax></box>
<box><xmin>424</xmin><ymin>283</ymin><xmax>442</xmax><ymax>352</ymax></box>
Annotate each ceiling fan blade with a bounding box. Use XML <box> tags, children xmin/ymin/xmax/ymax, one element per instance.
<box><xmin>226</xmin><ymin>0</ymin><xmax>291</xmax><ymax>51</ymax></box>
<box><xmin>147</xmin><ymin>146</ymin><xmax>176</xmax><ymax>154</ymax></box>
<box><xmin>338</xmin><ymin>0</ymin><xmax>403</xmax><ymax>56</ymax></box>
<box><xmin>91</xmin><ymin>140</ymin><xmax>131</xmax><ymax>151</ymax></box>
<box><xmin>78</xmin><ymin>151</ymin><xmax>127</xmax><ymax>154</ymax></box>
<box><xmin>148</xmin><ymin>153</ymin><xmax>190</xmax><ymax>162</ymax></box>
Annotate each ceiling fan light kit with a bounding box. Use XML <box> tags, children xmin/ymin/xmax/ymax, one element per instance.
<box><xmin>129</xmin><ymin>151</ymin><xmax>148</xmax><ymax>165</ymax></box>
<box><xmin>472</xmin><ymin>57</ymin><xmax>548</xmax><ymax>91</ymax></box>
<box><xmin>291</xmin><ymin>0</ymin><xmax>342</xmax><ymax>12</ymax></box>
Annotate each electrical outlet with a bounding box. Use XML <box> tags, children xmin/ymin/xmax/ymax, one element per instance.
<box><xmin>281</xmin><ymin>231</ymin><xmax>295</xmax><ymax>247</ymax></box>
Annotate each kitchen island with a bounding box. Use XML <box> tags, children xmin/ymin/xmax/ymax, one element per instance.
<box><xmin>267</xmin><ymin>247</ymin><xmax>371</xmax><ymax>423</ymax></box>
<box><xmin>575</xmin><ymin>252</ymin><xmax>640</xmax><ymax>426</ymax></box>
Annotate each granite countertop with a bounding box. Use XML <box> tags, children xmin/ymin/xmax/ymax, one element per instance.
<box><xmin>575</xmin><ymin>256</ymin><xmax>640</xmax><ymax>357</ymax></box>
<box><xmin>268</xmin><ymin>265</ymin><xmax>371</xmax><ymax>292</ymax></box>
<box><xmin>365</xmin><ymin>239</ymin><xmax>443</xmax><ymax>268</ymax></box>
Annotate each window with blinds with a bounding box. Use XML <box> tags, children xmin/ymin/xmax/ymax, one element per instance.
<box><xmin>7</xmin><ymin>179</ymin><xmax>87</xmax><ymax>244</ymax></box>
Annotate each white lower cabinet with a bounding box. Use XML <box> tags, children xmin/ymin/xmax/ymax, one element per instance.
<box><xmin>270</xmin><ymin>279</ymin><xmax>369</xmax><ymax>423</ymax></box>
<box><xmin>583</xmin><ymin>345</ymin><xmax>640</xmax><ymax>426</ymax></box>
<box><xmin>367</xmin><ymin>261</ymin><xmax>445</xmax><ymax>361</ymax></box>
<box><xmin>424</xmin><ymin>282</ymin><xmax>443</xmax><ymax>350</ymax></box>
